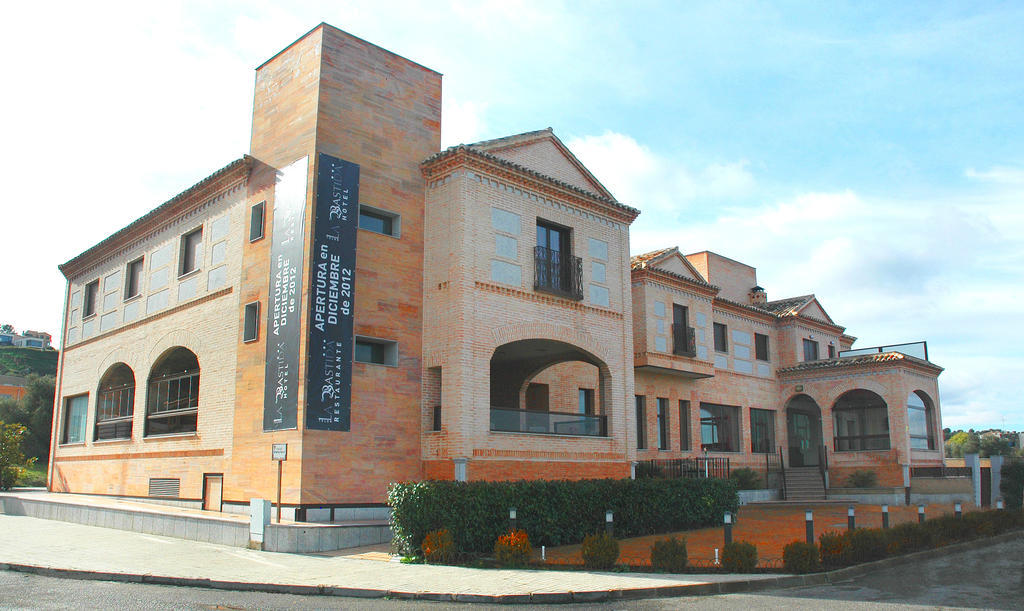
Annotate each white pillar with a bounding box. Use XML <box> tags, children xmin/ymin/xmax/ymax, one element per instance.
<box><xmin>965</xmin><ymin>453</ymin><xmax>981</xmax><ymax>507</ymax></box>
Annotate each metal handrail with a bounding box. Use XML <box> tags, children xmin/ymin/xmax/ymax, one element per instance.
<box><xmin>778</xmin><ymin>446</ymin><xmax>787</xmax><ymax>500</ymax></box>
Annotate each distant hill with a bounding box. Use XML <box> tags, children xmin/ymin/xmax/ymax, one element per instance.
<box><xmin>0</xmin><ymin>346</ymin><xmax>58</xmax><ymax>376</ymax></box>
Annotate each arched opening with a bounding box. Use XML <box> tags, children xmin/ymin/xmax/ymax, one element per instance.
<box><xmin>95</xmin><ymin>363</ymin><xmax>135</xmax><ymax>440</ymax></box>
<box><xmin>833</xmin><ymin>389</ymin><xmax>889</xmax><ymax>451</ymax></box>
<box><xmin>908</xmin><ymin>390</ymin><xmax>936</xmax><ymax>450</ymax></box>
<box><xmin>489</xmin><ymin>339</ymin><xmax>610</xmax><ymax>437</ymax></box>
<box><xmin>145</xmin><ymin>347</ymin><xmax>200</xmax><ymax>436</ymax></box>
<box><xmin>785</xmin><ymin>394</ymin><xmax>823</xmax><ymax>467</ymax></box>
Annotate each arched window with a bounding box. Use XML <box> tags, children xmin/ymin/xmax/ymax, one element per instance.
<box><xmin>908</xmin><ymin>391</ymin><xmax>935</xmax><ymax>450</ymax></box>
<box><xmin>95</xmin><ymin>363</ymin><xmax>135</xmax><ymax>440</ymax></box>
<box><xmin>146</xmin><ymin>347</ymin><xmax>199</xmax><ymax>436</ymax></box>
<box><xmin>833</xmin><ymin>389</ymin><xmax>890</xmax><ymax>451</ymax></box>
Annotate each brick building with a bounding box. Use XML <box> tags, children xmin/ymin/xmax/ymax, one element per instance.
<box><xmin>48</xmin><ymin>24</ymin><xmax>943</xmax><ymax>517</ymax></box>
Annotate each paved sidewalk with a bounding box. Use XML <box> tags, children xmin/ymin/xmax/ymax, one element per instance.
<box><xmin>0</xmin><ymin>514</ymin><xmax>792</xmax><ymax>603</ymax></box>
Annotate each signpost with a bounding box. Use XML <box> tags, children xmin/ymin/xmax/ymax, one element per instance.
<box><xmin>272</xmin><ymin>443</ymin><xmax>287</xmax><ymax>523</ymax></box>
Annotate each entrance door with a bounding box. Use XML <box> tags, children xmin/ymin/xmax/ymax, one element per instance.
<box><xmin>787</xmin><ymin>411</ymin><xmax>820</xmax><ymax>467</ymax></box>
<box><xmin>203</xmin><ymin>473</ymin><xmax>223</xmax><ymax>512</ymax></box>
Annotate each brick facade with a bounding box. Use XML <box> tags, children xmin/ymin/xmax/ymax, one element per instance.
<box><xmin>48</xmin><ymin>23</ymin><xmax>944</xmax><ymax>515</ymax></box>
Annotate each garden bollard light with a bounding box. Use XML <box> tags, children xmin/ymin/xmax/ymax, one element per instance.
<box><xmin>805</xmin><ymin>510</ymin><xmax>814</xmax><ymax>544</ymax></box>
<box><xmin>509</xmin><ymin>507</ymin><xmax>517</xmax><ymax>531</ymax></box>
<box><xmin>724</xmin><ymin>512</ymin><xmax>733</xmax><ymax>545</ymax></box>
<box><xmin>881</xmin><ymin>504</ymin><xmax>889</xmax><ymax>529</ymax></box>
<box><xmin>997</xmin><ymin>499</ymin><xmax>1005</xmax><ymax>510</ymax></box>
<box><xmin>847</xmin><ymin>505</ymin><xmax>856</xmax><ymax>531</ymax></box>
<box><xmin>918</xmin><ymin>504</ymin><xmax>926</xmax><ymax>523</ymax></box>
<box><xmin>955</xmin><ymin>503</ymin><xmax>962</xmax><ymax>519</ymax></box>
<box><xmin>605</xmin><ymin>509</ymin><xmax>614</xmax><ymax>536</ymax></box>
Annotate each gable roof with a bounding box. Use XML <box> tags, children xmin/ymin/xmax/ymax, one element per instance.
<box><xmin>630</xmin><ymin>246</ymin><xmax>708</xmax><ymax>283</ymax></box>
<box><xmin>757</xmin><ymin>294</ymin><xmax>836</xmax><ymax>325</ymax></box>
<box><xmin>422</xmin><ymin>139</ymin><xmax>639</xmax><ymax>222</ymax></box>
<box><xmin>467</xmin><ymin>128</ymin><xmax>617</xmax><ymax>200</ymax></box>
<box><xmin>759</xmin><ymin>295</ymin><xmax>815</xmax><ymax>317</ymax></box>
<box><xmin>630</xmin><ymin>247</ymin><xmax>676</xmax><ymax>270</ymax></box>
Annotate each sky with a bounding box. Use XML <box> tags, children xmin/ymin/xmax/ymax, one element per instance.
<box><xmin>1</xmin><ymin>1</ymin><xmax>1021</xmax><ymax>430</ymax></box>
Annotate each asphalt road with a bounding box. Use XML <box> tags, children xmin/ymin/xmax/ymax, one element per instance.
<box><xmin>2</xmin><ymin>536</ymin><xmax>1021</xmax><ymax>610</ymax></box>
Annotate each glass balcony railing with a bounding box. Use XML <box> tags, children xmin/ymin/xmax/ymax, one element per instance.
<box><xmin>490</xmin><ymin>407</ymin><xmax>607</xmax><ymax>437</ymax></box>
<box><xmin>839</xmin><ymin>341</ymin><xmax>929</xmax><ymax>361</ymax></box>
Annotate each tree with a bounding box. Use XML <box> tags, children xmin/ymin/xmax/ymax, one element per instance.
<box><xmin>0</xmin><ymin>421</ymin><xmax>34</xmax><ymax>490</ymax></box>
<box><xmin>0</xmin><ymin>374</ymin><xmax>54</xmax><ymax>462</ymax></box>
<box><xmin>0</xmin><ymin>324</ymin><xmax>13</xmax><ymax>335</ymax></box>
<box><xmin>945</xmin><ymin>430</ymin><xmax>980</xmax><ymax>458</ymax></box>
<box><xmin>979</xmin><ymin>434</ymin><xmax>1013</xmax><ymax>458</ymax></box>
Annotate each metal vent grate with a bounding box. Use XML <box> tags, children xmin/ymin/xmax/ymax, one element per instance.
<box><xmin>148</xmin><ymin>478</ymin><xmax>181</xmax><ymax>498</ymax></box>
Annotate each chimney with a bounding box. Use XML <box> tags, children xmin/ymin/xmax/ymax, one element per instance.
<box><xmin>749</xmin><ymin>286</ymin><xmax>767</xmax><ymax>305</ymax></box>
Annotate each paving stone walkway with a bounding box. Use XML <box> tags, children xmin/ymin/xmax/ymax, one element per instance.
<box><xmin>0</xmin><ymin>514</ymin><xmax>780</xmax><ymax>601</ymax></box>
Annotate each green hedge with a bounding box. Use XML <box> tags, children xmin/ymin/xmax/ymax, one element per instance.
<box><xmin>801</xmin><ymin>509</ymin><xmax>1024</xmax><ymax>573</ymax></box>
<box><xmin>388</xmin><ymin>477</ymin><xmax>738</xmax><ymax>555</ymax></box>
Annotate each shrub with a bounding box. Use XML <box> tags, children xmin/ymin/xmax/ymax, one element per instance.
<box><xmin>849</xmin><ymin>528</ymin><xmax>887</xmax><ymax>563</ymax></box>
<box><xmin>421</xmin><ymin>528</ymin><xmax>454</xmax><ymax>564</ymax></box>
<box><xmin>494</xmin><ymin>529</ymin><xmax>533</xmax><ymax>567</ymax></box>
<box><xmin>388</xmin><ymin>477</ymin><xmax>738</xmax><ymax>555</ymax></box>
<box><xmin>0</xmin><ymin>422</ymin><xmax>34</xmax><ymax>491</ymax></box>
<box><xmin>581</xmin><ymin>533</ymin><xmax>619</xmax><ymax>569</ymax></box>
<box><xmin>1001</xmin><ymin>461</ymin><xmax>1024</xmax><ymax>509</ymax></box>
<box><xmin>782</xmin><ymin>541</ymin><xmax>820</xmax><ymax>574</ymax></box>
<box><xmin>818</xmin><ymin>530</ymin><xmax>852</xmax><ymax>569</ymax></box>
<box><xmin>650</xmin><ymin>536</ymin><xmax>688</xmax><ymax>572</ymax></box>
<box><xmin>884</xmin><ymin>521</ymin><xmax>934</xmax><ymax>555</ymax></box>
<box><xmin>845</xmin><ymin>470</ymin><xmax>878</xmax><ymax>488</ymax></box>
<box><xmin>721</xmin><ymin>541</ymin><xmax>757</xmax><ymax>572</ymax></box>
<box><xmin>730</xmin><ymin>467</ymin><xmax>763</xmax><ymax>490</ymax></box>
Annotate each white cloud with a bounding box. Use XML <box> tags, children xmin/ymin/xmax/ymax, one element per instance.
<box><xmin>441</xmin><ymin>98</ymin><xmax>488</xmax><ymax>148</ymax></box>
<box><xmin>966</xmin><ymin>166</ymin><xmax>1024</xmax><ymax>185</ymax></box>
<box><xmin>566</xmin><ymin>131</ymin><xmax>755</xmax><ymax>211</ymax></box>
<box><xmin>565</xmin><ymin>133</ymin><xmax>1024</xmax><ymax>428</ymax></box>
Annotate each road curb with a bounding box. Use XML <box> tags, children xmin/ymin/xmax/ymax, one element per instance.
<box><xmin>2</xmin><ymin>530</ymin><xmax>1021</xmax><ymax>603</ymax></box>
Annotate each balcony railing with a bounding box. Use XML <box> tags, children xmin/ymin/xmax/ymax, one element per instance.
<box><xmin>490</xmin><ymin>407</ymin><xmax>607</xmax><ymax>437</ymax></box>
<box><xmin>671</xmin><ymin>324</ymin><xmax>697</xmax><ymax>357</ymax></box>
<box><xmin>635</xmin><ymin>457</ymin><xmax>731</xmax><ymax>480</ymax></box>
<box><xmin>839</xmin><ymin>341</ymin><xmax>929</xmax><ymax>361</ymax></box>
<box><xmin>833</xmin><ymin>434</ymin><xmax>891</xmax><ymax>452</ymax></box>
<box><xmin>534</xmin><ymin>246</ymin><xmax>584</xmax><ymax>300</ymax></box>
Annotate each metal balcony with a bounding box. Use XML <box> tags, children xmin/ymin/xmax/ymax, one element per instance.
<box><xmin>534</xmin><ymin>246</ymin><xmax>584</xmax><ymax>300</ymax></box>
<box><xmin>671</xmin><ymin>323</ymin><xmax>697</xmax><ymax>357</ymax></box>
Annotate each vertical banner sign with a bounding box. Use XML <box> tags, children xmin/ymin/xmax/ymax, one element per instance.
<box><xmin>305</xmin><ymin>153</ymin><xmax>359</xmax><ymax>431</ymax></box>
<box><xmin>262</xmin><ymin>157</ymin><xmax>309</xmax><ymax>431</ymax></box>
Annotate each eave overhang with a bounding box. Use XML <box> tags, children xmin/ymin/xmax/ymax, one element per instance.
<box><xmin>59</xmin><ymin>156</ymin><xmax>253</xmax><ymax>279</ymax></box>
<box><xmin>421</xmin><ymin>145</ymin><xmax>640</xmax><ymax>225</ymax></box>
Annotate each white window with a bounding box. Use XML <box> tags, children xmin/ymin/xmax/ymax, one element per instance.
<box><xmin>124</xmin><ymin>257</ymin><xmax>144</xmax><ymax>300</ymax></box>
<box><xmin>62</xmin><ymin>395</ymin><xmax>89</xmax><ymax>444</ymax></box>
<box><xmin>179</xmin><ymin>227</ymin><xmax>203</xmax><ymax>276</ymax></box>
